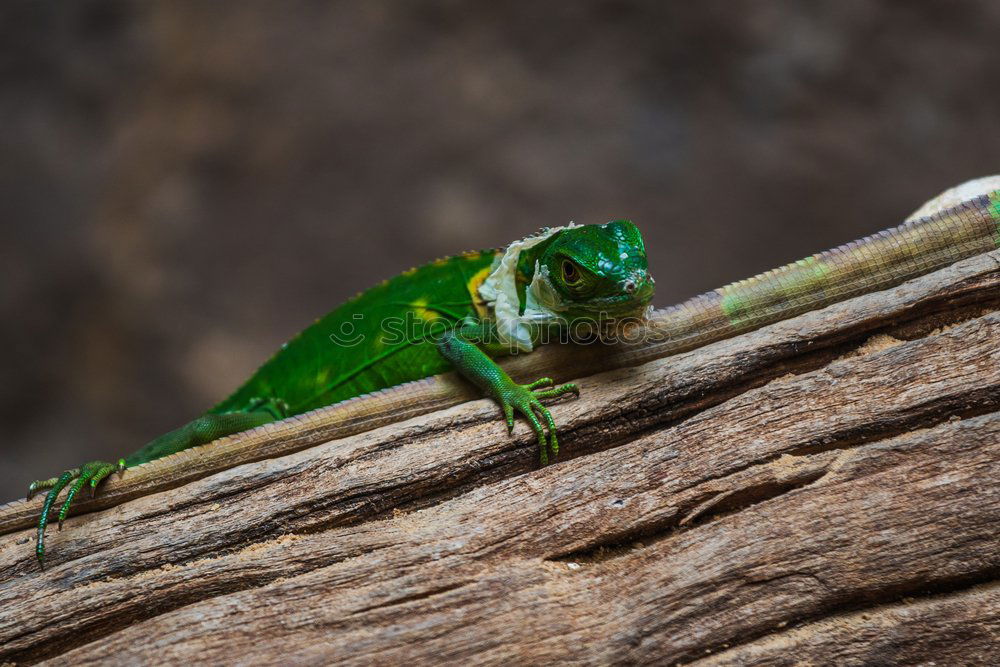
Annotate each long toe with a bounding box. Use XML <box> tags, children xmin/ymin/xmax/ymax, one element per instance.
<box><xmin>89</xmin><ymin>462</ymin><xmax>119</xmax><ymax>497</ymax></box>
<box><xmin>37</xmin><ymin>470</ymin><xmax>78</xmax><ymax>568</ymax></box>
<box><xmin>58</xmin><ymin>474</ymin><xmax>94</xmax><ymax>529</ymax></box>
<box><xmin>27</xmin><ymin>477</ymin><xmax>58</xmax><ymax>501</ymax></box>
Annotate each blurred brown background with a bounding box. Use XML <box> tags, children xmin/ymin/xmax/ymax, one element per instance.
<box><xmin>3</xmin><ymin>0</ymin><xmax>999</xmax><ymax>500</ymax></box>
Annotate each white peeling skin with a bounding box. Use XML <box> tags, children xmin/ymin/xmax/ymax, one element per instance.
<box><xmin>907</xmin><ymin>175</ymin><xmax>1000</xmax><ymax>221</ymax></box>
<box><xmin>478</xmin><ymin>224</ymin><xmax>577</xmax><ymax>352</ymax></box>
<box><xmin>525</xmin><ymin>262</ymin><xmax>570</xmax><ymax>316</ymax></box>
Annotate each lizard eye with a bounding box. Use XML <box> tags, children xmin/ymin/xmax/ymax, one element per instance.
<box><xmin>561</xmin><ymin>260</ymin><xmax>581</xmax><ymax>285</ymax></box>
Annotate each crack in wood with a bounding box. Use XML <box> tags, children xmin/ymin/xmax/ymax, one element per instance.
<box><xmin>545</xmin><ymin>391</ymin><xmax>998</xmax><ymax>568</ymax></box>
<box><xmin>679</xmin><ymin>470</ymin><xmax>830</xmax><ymax>527</ymax></box>
<box><xmin>546</xmin><ymin>464</ymin><xmax>831</xmax><ymax>564</ymax></box>
<box><xmin>350</xmin><ymin>580</ymin><xmax>472</xmax><ymax>617</ymax></box>
<box><xmin>691</xmin><ymin>570</ymin><xmax>1000</xmax><ymax>665</ymax></box>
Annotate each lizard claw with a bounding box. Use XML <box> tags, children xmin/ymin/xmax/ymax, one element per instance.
<box><xmin>30</xmin><ymin>459</ymin><xmax>124</xmax><ymax>569</ymax></box>
<box><xmin>500</xmin><ymin>379</ymin><xmax>579</xmax><ymax>464</ymax></box>
<box><xmin>27</xmin><ymin>477</ymin><xmax>57</xmax><ymax>502</ymax></box>
<box><xmin>91</xmin><ymin>459</ymin><xmax>126</xmax><ymax>497</ymax></box>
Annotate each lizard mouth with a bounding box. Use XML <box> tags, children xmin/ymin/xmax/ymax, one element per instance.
<box><xmin>592</xmin><ymin>277</ymin><xmax>655</xmax><ymax>319</ymax></box>
<box><xmin>551</xmin><ymin>283</ymin><xmax>654</xmax><ymax>342</ymax></box>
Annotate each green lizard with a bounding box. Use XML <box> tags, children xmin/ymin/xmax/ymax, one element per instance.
<box><xmin>26</xmin><ymin>220</ymin><xmax>655</xmax><ymax>568</ymax></box>
<box><xmin>22</xmin><ymin>181</ymin><xmax>1000</xmax><ymax>570</ymax></box>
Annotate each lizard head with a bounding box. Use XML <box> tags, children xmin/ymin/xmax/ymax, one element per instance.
<box><xmin>527</xmin><ymin>219</ymin><xmax>655</xmax><ymax>323</ymax></box>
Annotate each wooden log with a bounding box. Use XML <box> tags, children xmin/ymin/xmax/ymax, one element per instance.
<box><xmin>0</xmin><ymin>249</ymin><xmax>998</xmax><ymax>664</ymax></box>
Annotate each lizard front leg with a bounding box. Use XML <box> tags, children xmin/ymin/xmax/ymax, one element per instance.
<box><xmin>437</xmin><ymin>330</ymin><xmax>579</xmax><ymax>464</ymax></box>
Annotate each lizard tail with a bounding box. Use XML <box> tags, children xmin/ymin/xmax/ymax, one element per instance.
<box><xmin>647</xmin><ymin>186</ymin><xmax>1000</xmax><ymax>356</ymax></box>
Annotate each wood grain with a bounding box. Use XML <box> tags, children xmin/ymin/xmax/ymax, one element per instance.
<box><xmin>0</xmin><ymin>249</ymin><xmax>998</xmax><ymax>664</ymax></box>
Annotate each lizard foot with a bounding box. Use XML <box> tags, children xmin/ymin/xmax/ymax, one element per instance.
<box><xmin>499</xmin><ymin>378</ymin><xmax>579</xmax><ymax>465</ymax></box>
<box><xmin>28</xmin><ymin>458</ymin><xmax>125</xmax><ymax>569</ymax></box>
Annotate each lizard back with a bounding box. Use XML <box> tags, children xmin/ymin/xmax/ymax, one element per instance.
<box><xmin>209</xmin><ymin>249</ymin><xmax>499</xmax><ymax>417</ymax></box>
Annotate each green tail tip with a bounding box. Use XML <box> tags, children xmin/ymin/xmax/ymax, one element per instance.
<box><xmin>989</xmin><ymin>191</ymin><xmax>1000</xmax><ymax>247</ymax></box>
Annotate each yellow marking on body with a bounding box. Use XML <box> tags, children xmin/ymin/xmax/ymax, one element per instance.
<box><xmin>466</xmin><ymin>265</ymin><xmax>493</xmax><ymax>319</ymax></box>
<box><xmin>411</xmin><ymin>297</ymin><xmax>439</xmax><ymax>323</ymax></box>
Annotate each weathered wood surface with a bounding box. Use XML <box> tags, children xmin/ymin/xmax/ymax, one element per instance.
<box><xmin>0</xmin><ymin>250</ymin><xmax>998</xmax><ymax>664</ymax></box>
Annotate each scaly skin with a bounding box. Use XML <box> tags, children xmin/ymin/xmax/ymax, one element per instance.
<box><xmin>24</xmin><ymin>188</ymin><xmax>1000</xmax><ymax>568</ymax></box>
<box><xmin>439</xmin><ymin>332</ymin><xmax>580</xmax><ymax>465</ymax></box>
<box><xmin>27</xmin><ymin>221</ymin><xmax>653</xmax><ymax>568</ymax></box>
<box><xmin>644</xmin><ymin>189</ymin><xmax>1000</xmax><ymax>355</ymax></box>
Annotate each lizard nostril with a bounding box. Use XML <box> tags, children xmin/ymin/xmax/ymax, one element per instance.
<box><xmin>624</xmin><ymin>280</ymin><xmax>636</xmax><ymax>293</ymax></box>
